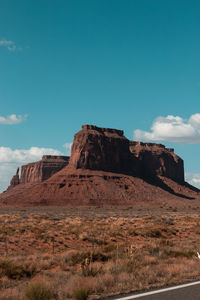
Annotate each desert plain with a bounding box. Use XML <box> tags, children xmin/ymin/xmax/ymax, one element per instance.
<box><xmin>0</xmin><ymin>205</ymin><xmax>200</xmax><ymax>299</ymax></box>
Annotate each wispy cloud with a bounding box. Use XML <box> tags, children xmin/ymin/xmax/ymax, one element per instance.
<box><xmin>0</xmin><ymin>146</ymin><xmax>63</xmax><ymax>192</ymax></box>
<box><xmin>134</xmin><ymin>113</ymin><xmax>200</xmax><ymax>144</ymax></box>
<box><xmin>185</xmin><ymin>173</ymin><xmax>200</xmax><ymax>189</ymax></box>
<box><xmin>63</xmin><ymin>142</ymin><xmax>72</xmax><ymax>156</ymax></box>
<box><xmin>0</xmin><ymin>39</ymin><xmax>19</xmax><ymax>51</ymax></box>
<box><xmin>0</xmin><ymin>40</ymin><xmax>13</xmax><ymax>46</ymax></box>
<box><xmin>0</xmin><ymin>114</ymin><xmax>27</xmax><ymax>125</ymax></box>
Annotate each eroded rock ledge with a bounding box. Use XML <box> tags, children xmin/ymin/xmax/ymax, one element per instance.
<box><xmin>8</xmin><ymin>155</ymin><xmax>69</xmax><ymax>189</ymax></box>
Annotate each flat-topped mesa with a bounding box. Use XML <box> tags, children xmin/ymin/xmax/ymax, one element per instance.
<box><xmin>6</xmin><ymin>155</ymin><xmax>69</xmax><ymax>190</ymax></box>
<box><xmin>69</xmin><ymin>124</ymin><xmax>134</xmax><ymax>173</ymax></box>
<box><xmin>20</xmin><ymin>155</ymin><xmax>69</xmax><ymax>184</ymax></box>
<box><xmin>2</xmin><ymin>124</ymin><xmax>198</xmax><ymax>207</ymax></box>
<box><xmin>69</xmin><ymin>125</ymin><xmax>184</xmax><ymax>181</ymax></box>
<box><xmin>129</xmin><ymin>141</ymin><xmax>184</xmax><ymax>183</ymax></box>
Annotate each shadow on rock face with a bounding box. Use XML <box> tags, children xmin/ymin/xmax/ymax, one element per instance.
<box><xmin>143</xmin><ymin>175</ymin><xmax>196</xmax><ymax>200</ymax></box>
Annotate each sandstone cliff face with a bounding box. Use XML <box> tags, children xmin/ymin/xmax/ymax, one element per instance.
<box><xmin>129</xmin><ymin>141</ymin><xmax>184</xmax><ymax>183</ymax></box>
<box><xmin>69</xmin><ymin>125</ymin><xmax>135</xmax><ymax>174</ymax></box>
<box><xmin>20</xmin><ymin>155</ymin><xmax>69</xmax><ymax>184</ymax></box>
<box><xmin>69</xmin><ymin>125</ymin><xmax>184</xmax><ymax>183</ymax></box>
<box><xmin>6</xmin><ymin>156</ymin><xmax>69</xmax><ymax>191</ymax></box>
<box><xmin>8</xmin><ymin>168</ymin><xmax>20</xmax><ymax>189</ymax></box>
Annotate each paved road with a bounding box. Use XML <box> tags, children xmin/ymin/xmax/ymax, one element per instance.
<box><xmin>114</xmin><ymin>281</ymin><xmax>200</xmax><ymax>300</ymax></box>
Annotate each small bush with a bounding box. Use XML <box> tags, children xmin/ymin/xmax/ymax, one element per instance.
<box><xmin>71</xmin><ymin>251</ymin><xmax>109</xmax><ymax>265</ymax></box>
<box><xmin>146</xmin><ymin>228</ymin><xmax>163</xmax><ymax>238</ymax></box>
<box><xmin>166</xmin><ymin>250</ymin><xmax>194</xmax><ymax>259</ymax></box>
<box><xmin>92</xmin><ymin>251</ymin><xmax>109</xmax><ymax>262</ymax></box>
<box><xmin>120</xmin><ymin>259</ymin><xmax>141</xmax><ymax>274</ymax></box>
<box><xmin>103</xmin><ymin>244</ymin><xmax>116</xmax><ymax>253</ymax></box>
<box><xmin>0</xmin><ymin>259</ymin><xmax>36</xmax><ymax>280</ymax></box>
<box><xmin>147</xmin><ymin>246</ymin><xmax>161</xmax><ymax>256</ymax></box>
<box><xmin>24</xmin><ymin>282</ymin><xmax>53</xmax><ymax>300</ymax></box>
<box><xmin>81</xmin><ymin>261</ymin><xmax>102</xmax><ymax>277</ymax></box>
<box><xmin>73</xmin><ymin>287</ymin><xmax>89</xmax><ymax>300</ymax></box>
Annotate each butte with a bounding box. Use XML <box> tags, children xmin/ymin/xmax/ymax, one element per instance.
<box><xmin>0</xmin><ymin>125</ymin><xmax>199</xmax><ymax>207</ymax></box>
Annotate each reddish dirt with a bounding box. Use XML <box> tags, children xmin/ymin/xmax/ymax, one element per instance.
<box><xmin>1</xmin><ymin>166</ymin><xmax>200</xmax><ymax>207</ymax></box>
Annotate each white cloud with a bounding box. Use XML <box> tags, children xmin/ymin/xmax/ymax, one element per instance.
<box><xmin>0</xmin><ymin>147</ymin><xmax>62</xmax><ymax>164</ymax></box>
<box><xmin>0</xmin><ymin>114</ymin><xmax>27</xmax><ymax>125</ymax></box>
<box><xmin>8</xmin><ymin>45</ymin><xmax>16</xmax><ymax>52</ymax></box>
<box><xmin>185</xmin><ymin>173</ymin><xmax>200</xmax><ymax>189</ymax></box>
<box><xmin>0</xmin><ymin>39</ymin><xmax>17</xmax><ymax>51</ymax></box>
<box><xmin>0</xmin><ymin>40</ymin><xmax>13</xmax><ymax>46</ymax></box>
<box><xmin>134</xmin><ymin>113</ymin><xmax>200</xmax><ymax>143</ymax></box>
<box><xmin>63</xmin><ymin>142</ymin><xmax>72</xmax><ymax>156</ymax></box>
<box><xmin>0</xmin><ymin>146</ymin><xmax>63</xmax><ymax>192</ymax></box>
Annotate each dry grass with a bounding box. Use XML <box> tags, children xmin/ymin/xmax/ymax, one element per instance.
<box><xmin>0</xmin><ymin>206</ymin><xmax>200</xmax><ymax>299</ymax></box>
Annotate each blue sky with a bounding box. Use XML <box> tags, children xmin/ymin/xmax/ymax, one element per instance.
<box><xmin>0</xmin><ymin>0</ymin><xmax>200</xmax><ymax>191</ymax></box>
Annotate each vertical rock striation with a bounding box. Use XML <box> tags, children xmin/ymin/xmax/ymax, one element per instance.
<box><xmin>7</xmin><ymin>155</ymin><xmax>69</xmax><ymax>190</ymax></box>
<box><xmin>69</xmin><ymin>125</ymin><xmax>134</xmax><ymax>174</ymax></box>
<box><xmin>8</xmin><ymin>168</ymin><xmax>20</xmax><ymax>189</ymax></box>
<box><xmin>20</xmin><ymin>155</ymin><xmax>69</xmax><ymax>184</ymax></box>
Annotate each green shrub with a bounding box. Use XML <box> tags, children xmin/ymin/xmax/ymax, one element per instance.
<box><xmin>24</xmin><ymin>282</ymin><xmax>53</xmax><ymax>300</ymax></box>
<box><xmin>73</xmin><ymin>287</ymin><xmax>89</xmax><ymax>300</ymax></box>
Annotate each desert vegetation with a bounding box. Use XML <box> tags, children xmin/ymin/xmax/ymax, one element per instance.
<box><xmin>0</xmin><ymin>206</ymin><xmax>200</xmax><ymax>299</ymax></box>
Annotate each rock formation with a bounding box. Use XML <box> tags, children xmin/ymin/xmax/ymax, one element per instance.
<box><xmin>1</xmin><ymin>124</ymin><xmax>199</xmax><ymax>207</ymax></box>
<box><xmin>8</xmin><ymin>168</ymin><xmax>20</xmax><ymax>189</ymax></box>
<box><xmin>69</xmin><ymin>125</ymin><xmax>134</xmax><ymax>174</ymax></box>
<box><xmin>7</xmin><ymin>155</ymin><xmax>69</xmax><ymax>189</ymax></box>
<box><xmin>69</xmin><ymin>125</ymin><xmax>184</xmax><ymax>183</ymax></box>
<box><xmin>20</xmin><ymin>155</ymin><xmax>69</xmax><ymax>184</ymax></box>
<box><xmin>129</xmin><ymin>141</ymin><xmax>184</xmax><ymax>183</ymax></box>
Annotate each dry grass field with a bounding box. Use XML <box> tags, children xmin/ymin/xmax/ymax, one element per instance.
<box><xmin>1</xmin><ymin>206</ymin><xmax>200</xmax><ymax>299</ymax></box>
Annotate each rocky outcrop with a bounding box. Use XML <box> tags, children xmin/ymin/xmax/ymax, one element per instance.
<box><xmin>1</xmin><ymin>124</ymin><xmax>196</xmax><ymax>207</ymax></box>
<box><xmin>20</xmin><ymin>155</ymin><xmax>69</xmax><ymax>184</ymax></box>
<box><xmin>69</xmin><ymin>125</ymin><xmax>184</xmax><ymax>183</ymax></box>
<box><xmin>8</xmin><ymin>168</ymin><xmax>20</xmax><ymax>189</ymax></box>
<box><xmin>7</xmin><ymin>156</ymin><xmax>69</xmax><ymax>190</ymax></box>
<box><xmin>129</xmin><ymin>141</ymin><xmax>184</xmax><ymax>183</ymax></box>
<box><xmin>69</xmin><ymin>125</ymin><xmax>137</xmax><ymax>174</ymax></box>
<box><xmin>6</xmin><ymin>126</ymin><xmax>185</xmax><ymax>190</ymax></box>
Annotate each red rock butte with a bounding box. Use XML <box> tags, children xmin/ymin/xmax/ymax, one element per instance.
<box><xmin>1</xmin><ymin>125</ymin><xmax>200</xmax><ymax>207</ymax></box>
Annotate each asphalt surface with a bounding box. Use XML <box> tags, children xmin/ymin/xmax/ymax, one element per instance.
<box><xmin>114</xmin><ymin>281</ymin><xmax>200</xmax><ymax>300</ymax></box>
<box><xmin>131</xmin><ymin>285</ymin><xmax>200</xmax><ymax>300</ymax></box>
